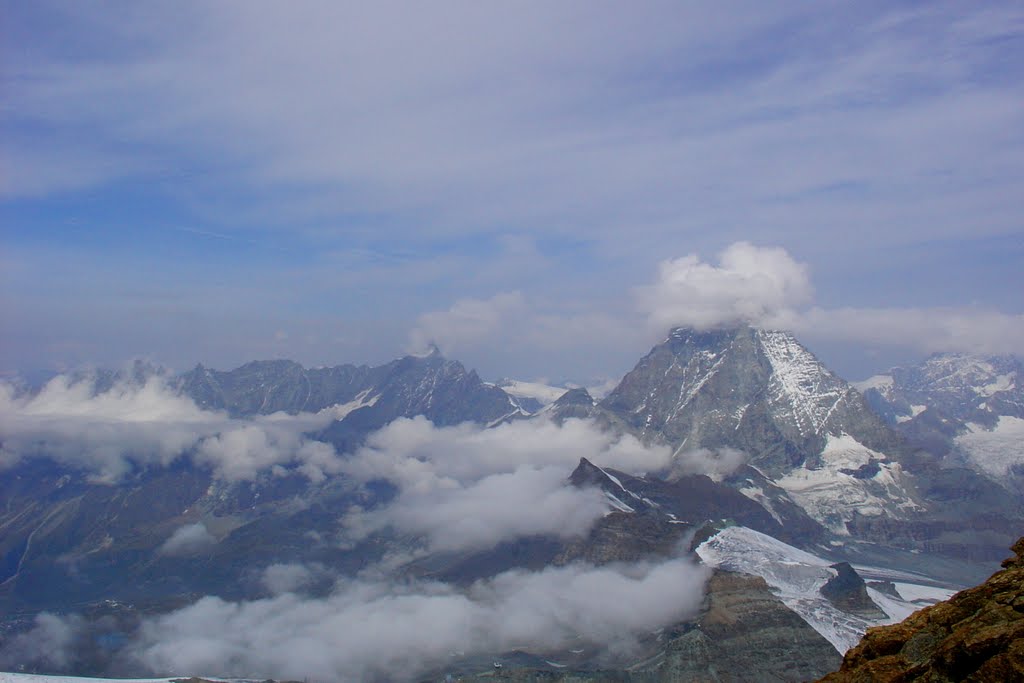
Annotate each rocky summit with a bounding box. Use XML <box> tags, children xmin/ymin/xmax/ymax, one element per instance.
<box><xmin>819</xmin><ymin>537</ymin><xmax>1024</xmax><ymax>682</ymax></box>
<box><xmin>600</xmin><ymin>326</ymin><xmax>899</xmax><ymax>476</ymax></box>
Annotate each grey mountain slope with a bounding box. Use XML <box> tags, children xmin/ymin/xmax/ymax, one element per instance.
<box><xmin>595</xmin><ymin>327</ymin><xmax>1024</xmax><ymax>563</ymax></box>
<box><xmin>455</xmin><ymin>570</ymin><xmax>843</xmax><ymax>683</ymax></box>
<box><xmin>600</xmin><ymin>327</ymin><xmax>901</xmax><ymax>477</ymax></box>
<box><xmin>177</xmin><ymin>351</ymin><xmax>522</xmax><ymax>424</ymax></box>
<box><xmin>567</xmin><ymin>458</ymin><xmax>827</xmax><ymax>547</ymax></box>
<box><xmin>864</xmin><ymin>353</ymin><xmax>1023</xmax><ymax>423</ymax></box>
<box><xmin>177</xmin><ymin>359</ymin><xmax>379</xmax><ymax>416</ymax></box>
<box><xmin>858</xmin><ymin>353</ymin><xmax>1024</xmax><ymax>493</ymax></box>
<box><xmin>543</xmin><ymin>387</ymin><xmax>634</xmax><ymax>434</ymax></box>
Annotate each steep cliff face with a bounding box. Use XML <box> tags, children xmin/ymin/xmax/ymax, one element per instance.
<box><xmin>819</xmin><ymin>537</ymin><xmax>1024</xmax><ymax>682</ymax></box>
<box><xmin>652</xmin><ymin>570</ymin><xmax>843</xmax><ymax>682</ymax></box>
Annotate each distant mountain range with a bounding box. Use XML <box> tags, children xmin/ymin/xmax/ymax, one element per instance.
<box><xmin>1</xmin><ymin>327</ymin><xmax>1022</xmax><ymax>681</ymax></box>
<box><xmin>857</xmin><ymin>353</ymin><xmax>1024</xmax><ymax>489</ymax></box>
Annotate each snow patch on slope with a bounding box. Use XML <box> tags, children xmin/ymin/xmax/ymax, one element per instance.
<box><xmin>322</xmin><ymin>389</ymin><xmax>380</xmax><ymax>420</ymax></box>
<box><xmin>696</xmin><ymin>527</ymin><xmax>940</xmax><ymax>654</ymax></box>
<box><xmin>757</xmin><ymin>330</ymin><xmax>848</xmax><ymax>437</ymax></box>
<box><xmin>853</xmin><ymin>375</ymin><xmax>893</xmax><ymax>393</ymax></box>
<box><xmin>981</xmin><ymin>373</ymin><xmax>1015</xmax><ymax>397</ymax></box>
<box><xmin>956</xmin><ymin>416</ymin><xmax>1024</xmax><ymax>479</ymax></box>
<box><xmin>776</xmin><ymin>434</ymin><xmax>920</xmax><ymax>534</ymax></box>
<box><xmin>496</xmin><ymin>379</ymin><xmax>568</xmax><ymax>406</ymax></box>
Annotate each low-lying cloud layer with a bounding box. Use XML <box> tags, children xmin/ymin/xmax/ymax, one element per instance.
<box><xmin>129</xmin><ymin>556</ymin><xmax>709</xmax><ymax>682</ymax></box>
<box><xmin>0</xmin><ymin>374</ymin><xmax>344</xmax><ymax>482</ymax></box>
<box><xmin>339</xmin><ymin>416</ymin><xmax>673</xmax><ymax>553</ymax></box>
<box><xmin>0</xmin><ymin>371</ymin><xmax>683</xmax><ymax>553</ymax></box>
<box><xmin>0</xmin><ymin>612</ymin><xmax>84</xmax><ymax>671</ymax></box>
<box><xmin>672</xmin><ymin>447</ymin><xmax>749</xmax><ymax>482</ymax></box>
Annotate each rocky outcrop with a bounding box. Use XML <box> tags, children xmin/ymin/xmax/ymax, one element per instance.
<box><xmin>820</xmin><ymin>562</ymin><xmax>888</xmax><ymax>620</ymax></box>
<box><xmin>652</xmin><ymin>570</ymin><xmax>843</xmax><ymax>682</ymax></box>
<box><xmin>819</xmin><ymin>537</ymin><xmax>1024</xmax><ymax>682</ymax></box>
<box><xmin>459</xmin><ymin>570</ymin><xmax>843</xmax><ymax>683</ymax></box>
<box><xmin>599</xmin><ymin>327</ymin><xmax>901</xmax><ymax>477</ymax></box>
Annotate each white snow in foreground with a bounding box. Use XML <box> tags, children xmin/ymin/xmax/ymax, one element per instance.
<box><xmin>696</xmin><ymin>526</ymin><xmax>947</xmax><ymax>654</ymax></box>
<box><xmin>956</xmin><ymin>416</ymin><xmax>1024</xmax><ymax>479</ymax></box>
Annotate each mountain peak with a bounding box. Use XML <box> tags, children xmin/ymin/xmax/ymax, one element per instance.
<box><xmin>553</xmin><ymin>387</ymin><xmax>594</xmax><ymax>407</ymax></box>
<box><xmin>568</xmin><ymin>457</ymin><xmax>605</xmax><ymax>487</ymax></box>
<box><xmin>407</xmin><ymin>342</ymin><xmax>443</xmax><ymax>359</ymax></box>
<box><xmin>602</xmin><ymin>326</ymin><xmax>897</xmax><ymax>474</ymax></box>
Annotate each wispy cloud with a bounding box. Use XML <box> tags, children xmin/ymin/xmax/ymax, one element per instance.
<box><xmin>338</xmin><ymin>415</ymin><xmax>672</xmax><ymax>553</ymax></box>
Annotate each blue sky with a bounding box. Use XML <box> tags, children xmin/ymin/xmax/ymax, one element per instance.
<box><xmin>2</xmin><ymin>0</ymin><xmax>1023</xmax><ymax>382</ymax></box>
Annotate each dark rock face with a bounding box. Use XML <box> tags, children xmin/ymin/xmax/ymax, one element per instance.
<box><xmin>567</xmin><ymin>458</ymin><xmax>827</xmax><ymax>547</ymax></box>
<box><xmin>0</xmin><ymin>352</ymin><xmax>523</xmax><ymax>618</ymax></box>
<box><xmin>179</xmin><ymin>352</ymin><xmax>519</xmax><ymax>423</ymax></box>
<box><xmin>556</xmin><ymin>511</ymin><xmax>691</xmax><ymax>565</ymax></box>
<box><xmin>819</xmin><ymin>537</ymin><xmax>1024</xmax><ymax>682</ymax></box>
<box><xmin>462</xmin><ymin>570</ymin><xmax>843</xmax><ymax>683</ymax></box>
<box><xmin>654</xmin><ymin>570</ymin><xmax>843</xmax><ymax>682</ymax></box>
<box><xmin>820</xmin><ymin>562</ymin><xmax>888</xmax><ymax>620</ymax></box>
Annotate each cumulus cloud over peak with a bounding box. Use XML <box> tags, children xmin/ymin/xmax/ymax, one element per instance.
<box><xmin>639</xmin><ymin>241</ymin><xmax>813</xmax><ymax>332</ymax></box>
<box><xmin>632</xmin><ymin>241</ymin><xmax>1023</xmax><ymax>356</ymax></box>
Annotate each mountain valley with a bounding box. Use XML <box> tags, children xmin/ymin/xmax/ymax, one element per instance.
<box><xmin>1</xmin><ymin>327</ymin><xmax>1022</xmax><ymax>681</ymax></box>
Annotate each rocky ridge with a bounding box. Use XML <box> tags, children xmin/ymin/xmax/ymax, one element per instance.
<box><xmin>819</xmin><ymin>537</ymin><xmax>1024</xmax><ymax>682</ymax></box>
<box><xmin>858</xmin><ymin>353</ymin><xmax>1024</xmax><ymax>489</ymax></box>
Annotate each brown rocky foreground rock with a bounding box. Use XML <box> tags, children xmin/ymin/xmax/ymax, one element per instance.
<box><xmin>818</xmin><ymin>537</ymin><xmax>1024</xmax><ymax>682</ymax></box>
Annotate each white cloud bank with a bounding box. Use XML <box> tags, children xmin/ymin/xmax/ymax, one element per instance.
<box><xmin>0</xmin><ymin>374</ymin><xmax>345</xmax><ymax>483</ymax></box>
<box><xmin>0</xmin><ymin>612</ymin><xmax>84</xmax><ymax>671</ymax></box>
<box><xmin>0</xmin><ymin>371</ymin><xmax>679</xmax><ymax>554</ymax></box>
<box><xmin>672</xmin><ymin>447</ymin><xmax>749</xmax><ymax>482</ymax></box>
<box><xmin>339</xmin><ymin>416</ymin><xmax>673</xmax><ymax>553</ymax></box>
<box><xmin>129</xmin><ymin>556</ymin><xmax>709</xmax><ymax>682</ymax></box>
